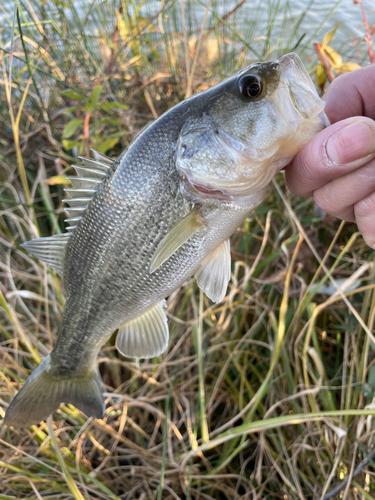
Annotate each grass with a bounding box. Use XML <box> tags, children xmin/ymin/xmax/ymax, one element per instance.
<box><xmin>1</xmin><ymin>0</ymin><xmax>375</xmax><ymax>498</ymax></box>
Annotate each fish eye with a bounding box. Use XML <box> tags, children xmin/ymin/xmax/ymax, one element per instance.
<box><xmin>238</xmin><ymin>74</ymin><xmax>263</xmax><ymax>99</ymax></box>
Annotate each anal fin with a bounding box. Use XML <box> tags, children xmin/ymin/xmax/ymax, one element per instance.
<box><xmin>150</xmin><ymin>207</ymin><xmax>204</xmax><ymax>273</ymax></box>
<box><xmin>195</xmin><ymin>239</ymin><xmax>231</xmax><ymax>303</ymax></box>
<box><xmin>115</xmin><ymin>301</ymin><xmax>169</xmax><ymax>359</ymax></box>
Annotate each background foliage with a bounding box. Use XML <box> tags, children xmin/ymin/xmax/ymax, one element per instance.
<box><xmin>1</xmin><ymin>1</ymin><xmax>375</xmax><ymax>499</ymax></box>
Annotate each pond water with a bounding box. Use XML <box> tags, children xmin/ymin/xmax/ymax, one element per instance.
<box><xmin>189</xmin><ymin>0</ymin><xmax>366</xmax><ymax>45</ymax></box>
<box><xmin>0</xmin><ymin>0</ymin><xmax>371</xmax><ymax>65</ymax></box>
<box><xmin>293</xmin><ymin>0</ymin><xmax>366</xmax><ymax>42</ymax></box>
<box><xmin>172</xmin><ymin>0</ymin><xmax>370</xmax><ymax>67</ymax></box>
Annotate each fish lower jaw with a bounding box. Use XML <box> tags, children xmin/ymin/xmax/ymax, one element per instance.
<box><xmin>179</xmin><ymin>173</ymin><xmax>271</xmax><ymax>209</ymax></box>
<box><xmin>180</xmin><ymin>156</ymin><xmax>290</xmax><ymax>204</ymax></box>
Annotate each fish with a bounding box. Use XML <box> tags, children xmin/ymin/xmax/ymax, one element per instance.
<box><xmin>4</xmin><ymin>52</ymin><xmax>327</xmax><ymax>427</ymax></box>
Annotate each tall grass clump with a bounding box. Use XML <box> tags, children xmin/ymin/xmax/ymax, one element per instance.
<box><xmin>1</xmin><ymin>0</ymin><xmax>375</xmax><ymax>498</ymax></box>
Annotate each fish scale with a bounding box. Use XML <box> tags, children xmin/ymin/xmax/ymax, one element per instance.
<box><xmin>5</xmin><ymin>53</ymin><xmax>327</xmax><ymax>427</ymax></box>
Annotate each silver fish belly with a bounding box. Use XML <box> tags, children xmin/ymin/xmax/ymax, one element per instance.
<box><xmin>5</xmin><ymin>53</ymin><xmax>327</xmax><ymax>427</ymax></box>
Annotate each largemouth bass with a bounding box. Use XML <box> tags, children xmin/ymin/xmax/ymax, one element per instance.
<box><xmin>5</xmin><ymin>53</ymin><xmax>327</xmax><ymax>427</ymax></box>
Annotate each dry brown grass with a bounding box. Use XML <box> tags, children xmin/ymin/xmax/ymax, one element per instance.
<box><xmin>1</xmin><ymin>1</ymin><xmax>375</xmax><ymax>499</ymax></box>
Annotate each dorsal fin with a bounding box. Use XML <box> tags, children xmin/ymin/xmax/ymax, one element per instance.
<box><xmin>64</xmin><ymin>207</ymin><xmax>87</xmax><ymax>218</ymax></box>
<box><xmin>65</xmin><ymin>176</ymin><xmax>102</xmax><ymax>188</ymax></box>
<box><xmin>63</xmin><ymin>149</ymin><xmax>114</xmax><ymax>231</ymax></box>
<box><xmin>91</xmin><ymin>149</ymin><xmax>113</xmax><ymax>166</ymax></box>
<box><xmin>72</xmin><ymin>166</ymin><xmax>108</xmax><ymax>179</ymax></box>
<box><xmin>21</xmin><ymin>234</ymin><xmax>71</xmax><ymax>276</ymax></box>
<box><xmin>21</xmin><ymin>150</ymin><xmax>115</xmax><ymax>274</ymax></box>
<box><xmin>64</xmin><ymin>188</ymin><xmax>97</xmax><ymax>198</ymax></box>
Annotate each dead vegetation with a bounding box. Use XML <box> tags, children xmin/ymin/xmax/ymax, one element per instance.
<box><xmin>1</xmin><ymin>1</ymin><xmax>375</xmax><ymax>498</ymax></box>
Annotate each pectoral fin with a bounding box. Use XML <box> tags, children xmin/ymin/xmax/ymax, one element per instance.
<box><xmin>150</xmin><ymin>207</ymin><xmax>204</xmax><ymax>273</ymax></box>
<box><xmin>195</xmin><ymin>239</ymin><xmax>231</xmax><ymax>303</ymax></box>
<box><xmin>116</xmin><ymin>300</ymin><xmax>169</xmax><ymax>359</ymax></box>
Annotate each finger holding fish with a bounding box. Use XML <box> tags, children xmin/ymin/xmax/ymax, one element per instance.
<box><xmin>285</xmin><ymin>64</ymin><xmax>375</xmax><ymax>249</ymax></box>
<box><xmin>285</xmin><ymin>117</ymin><xmax>375</xmax><ymax>198</ymax></box>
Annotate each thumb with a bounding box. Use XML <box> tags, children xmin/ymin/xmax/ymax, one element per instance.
<box><xmin>285</xmin><ymin>117</ymin><xmax>375</xmax><ymax>197</ymax></box>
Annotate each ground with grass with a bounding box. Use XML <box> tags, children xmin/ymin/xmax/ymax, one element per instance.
<box><xmin>1</xmin><ymin>1</ymin><xmax>375</xmax><ymax>499</ymax></box>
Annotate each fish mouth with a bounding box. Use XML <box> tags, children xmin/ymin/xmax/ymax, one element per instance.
<box><xmin>278</xmin><ymin>52</ymin><xmax>326</xmax><ymax>121</ymax></box>
<box><xmin>185</xmin><ymin>179</ymin><xmax>228</xmax><ymax>199</ymax></box>
<box><xmin>177</xmin><ymin>52</ymin><xmax>329</xmax><ymax>203</ymax></box>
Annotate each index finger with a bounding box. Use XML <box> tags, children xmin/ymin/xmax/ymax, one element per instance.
<box><xmin>323</xmin><ymin>65</ymin><xmax>375</xmax><ymax>123</ymax></box>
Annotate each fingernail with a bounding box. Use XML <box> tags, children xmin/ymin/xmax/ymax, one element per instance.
<box><xmin>326</xmin><ymin>121</ymin><xmax>375</xmax><ymax>165</ymax></box>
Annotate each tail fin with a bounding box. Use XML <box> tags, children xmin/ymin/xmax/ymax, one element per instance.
<box><xmin>4</xmin><ymin>355</ymin><xmax>105</xmax><ymax>428</ymax></box>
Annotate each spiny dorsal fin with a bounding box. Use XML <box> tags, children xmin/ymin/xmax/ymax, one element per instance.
<box><xmin>64</xmin><ymin>207</ymin><xmax>87</xmax><ymax>218</ymax></box>
<box><xmin>91</xmin><ymin>149</ymin><xmax>113</xmax><ymax>166</ymax></box>
<box><xmin>195</xmin><ymin>239</ymin><xmax>231</xmax><ymax>303</ymax></box>
<box><xmin>21</xmin><ymin>233</ymin><xmax>70</xmax><ymax>276</ymax></box>
<box><xmin>64</xmin><ymin>150</ymin><xmax>115</xmax><ymax>231</ymax></box>
<box><xmin>115</xmin><ymin>300</ymin><xmax>169</xmax><ymax>359</ymax></box>
<box><xmin>150</xmin><ymin>207</ymin><xmax>204</xmax><ymax>273</ymax></box>
<box><xmin>63</xmin><ymin>197</ymin><xmax>92</xmax><ymax>208</ymax></box>
<box><xmin>65</xmin><ymin>176</ymin><xmax>103</xmax><ymax>188</ymax></box>
<box><xmin>72</xmin><ymin>166</ymin><xmax>108</xmax><ymax>180</ymax></box>
<box><xmin>21</xmin><ymin>151</ymin><xmax>115</xmax><ymax>273</ymax></box>
<box><xmin>64</xmin><ymin>188</ymin><xmax>97</xmax><ymax>198</ymax></box>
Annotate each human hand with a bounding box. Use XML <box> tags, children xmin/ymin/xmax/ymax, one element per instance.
<box><xmin>285</xmin><ymin>65</ymin><xmax>375</xmax><ymax>248</ymax></box>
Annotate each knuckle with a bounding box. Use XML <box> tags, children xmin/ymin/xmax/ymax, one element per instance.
<box><xmin>361</xmin><ymin>228</ymin><xmax>375</xmax><ymax>250</ymax></box>
<box><xmin>286</xmin><ymin>137</ymin><xmax>329</xmax><ymax>196</ymax></box>
<box><xmin>326</xmin><ymin>73</ymin><xmax>352</xmax><ymax>95</ymax></box>
<box><xmin>313</xmin><ymin>187</ymin><xmax>337</xmax><ymax>215</ymax></box>
<box><xmin>365</xmin><ymin>237</ymin><xmax>375</xmax><ymax>250</ymax></box>
<box><xmin>286</xmin><ymin>156</ymin><xmax>314</xmax><ymax>197</ymax></box>
<box><xmin>354</xmin><ymin>193</ymin><xmax>375</xmax><ymax>249</ymax></box>
<box><xmin>354</xmin><ymin>192</ymin><xmax>375</xmax><ymax>219</ymax></box>
<box><xmin>298</xmin><ymin>155</ymin><xmax>316</xmax><ymax>184</ymax></box>
<box><xmin>314</xmin><ymin>183</ymin><xmax>356</xmax><ymax>221</ymax></box>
